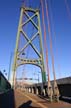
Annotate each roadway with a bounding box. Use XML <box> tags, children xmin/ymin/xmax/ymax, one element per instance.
<box><xmin>14</xmin><ymin>89</ymin><xmax>71</xmax><ymax>108</ymax></box>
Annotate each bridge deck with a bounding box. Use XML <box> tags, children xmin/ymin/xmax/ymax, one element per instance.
<box><xmin>15</xmin><ymin>89</ymin><xmax>71</xmax><ymax>108</ymax></box>
<box><xmin>0</xmin><ymin>89</ymin><xmax>71</xmax><ymax>108</ymax></box>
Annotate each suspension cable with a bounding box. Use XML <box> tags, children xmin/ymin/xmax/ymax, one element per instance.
<box><xmin>45</xmin><ymin>0</ymin><xmax>56</xmax><ymax>81</ymax></box>
<box><xmin>48</xmin><ymin>0</ymin><xmax>61</xmax><ymax>78</ymax></box>
<box><xmin>40</xmin><ymin>0</ymin><xmax>50</xmax><ymax>82</ymax></box>
<box><xmin>65</xmin><ymin>0</ymin><xmax>71</xmax><ymax>20</ymax></box>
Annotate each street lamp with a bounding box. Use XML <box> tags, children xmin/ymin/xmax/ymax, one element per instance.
<box><xmin>33</xmin><ymin>71</ymin><xmax>41</xmax><ymax>83</ymax></box>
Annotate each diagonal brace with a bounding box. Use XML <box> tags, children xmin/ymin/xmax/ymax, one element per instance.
<box><xmin>18</xmin><ymin>30</ymin><xmax>41</xmax><ymax>58</ymax></box>
<box><xmin>21</xmin><ymin>13</ymin><xmax>37</xmax><ymax>27</ymax></box>
<box><xmin>24</xmin><ymin>11</ymin><xmax>39</xmax><ymax>30</ymax></box>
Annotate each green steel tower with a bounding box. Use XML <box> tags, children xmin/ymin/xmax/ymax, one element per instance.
<box><xmin>12</xmin><ymin>7</ymin><xmax>46</xmax><ymax>91</ymax></box>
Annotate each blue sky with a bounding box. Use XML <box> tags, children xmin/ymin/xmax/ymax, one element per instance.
<box><xmin>0</xmin><ymin>0</ymin><xmax>71</xmax><ymax>82</ymax></box>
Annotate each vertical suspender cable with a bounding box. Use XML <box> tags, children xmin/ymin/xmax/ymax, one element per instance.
<box><xmin>40</xmin><ymin>0</ymin><xmax>53</xmax><ymax>101</ymax></box>
<box><xmin>45</xmin><ymin>0</ymin><xmax>56</xmax><ymax>83</ymax></box>
<box><xmin>48</xmin><ymin>0</ymin><xmax>61</xmax><ymax>79</ymax></box>
<box><xmin>40</xmin><ymin>0</ymin><xmax>50</xmax><ymax>85</ymax></box>
<box><xmin>65</xmin><ymin>0</ymin><xmax>71</xmax><ymax>20</ymax></box>
<box><xmin>45</xmin><ymin>0</ymin><xmax>59</xmax><ymax>101</ymax></box>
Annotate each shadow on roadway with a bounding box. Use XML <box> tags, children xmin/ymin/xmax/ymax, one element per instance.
<box><xmin>37</xmin><ymin>95</ymin><xmax>50</xmax><ymax>102</ymax></box>
<box><xmin>18</xmin><ymin>100</ymin><xmax>40</xmax><ymax>108</ymax></box>
<box><xmin>0</xmin><ymin>89</ymin><xmax>15</xmax><ymax>108</ymax></box>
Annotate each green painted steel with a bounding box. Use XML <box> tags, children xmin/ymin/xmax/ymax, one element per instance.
<box><xmin>42</xmin><ymin>72</ymin><xmax>46</xmax><ymax>82</ymax></box>
<box><xmin>12</xmin><ymin>7</ymin><xmax>46</xmax><ymax>87</ymax></box>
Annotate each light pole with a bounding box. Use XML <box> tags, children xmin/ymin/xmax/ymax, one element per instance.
<box><xmin>38</xmin><ymin>73</ymin><xmax>39</xmax><ymax>83</ymax></box>
<box><xmin>33</xmin><ymin>71</ymin><xmax>41</xmax><ymax>83</ymax></box>
<box><xmin>8</xmin><ymin>53</ymin><xmax>13</xmax><ymax>81</ymax></box>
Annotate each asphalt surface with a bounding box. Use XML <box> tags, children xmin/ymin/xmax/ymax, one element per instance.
<box><xmin>14</xmin><ymin>89</ymin><xmax>71</xmax><ymax>108</ymax></box>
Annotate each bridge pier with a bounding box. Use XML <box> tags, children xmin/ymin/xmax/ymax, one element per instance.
<box><xmin>31</xmin><ymin>88</ymin><xmax>34</xmax><ymax>94</ymax></box>
<box><xmin>28</xmin><ymin>87</ymin><xmax>31</xmax><ymax>93</ymax></box>
<box><xmin>36</xmin><ymin>87</ymin><xmax>39</xmax><ymax>95</ymax></box>
<box><xmin>33</xmin><ymin>87</ymin><xmax>36</xmax><ymax>94</ymax></box>
<box><xmin>44</xmin><ymin>86</ymin><xmax>48</xmax><ymax>96</ymax></box>
<box><xmin>37</xmin><ymin>86</ymin><xmax>42</xmax><ymax>95</ymax></box>
<box><xmin>43</xmin><ymin>88</ymin><xmax>46</xmax><ymax>96</ymax></box>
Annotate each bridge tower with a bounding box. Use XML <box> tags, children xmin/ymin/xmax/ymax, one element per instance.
<box><xmin>12</xmin><ymin>7</ymin><xmax>46</xmax><ymax>93</ymax></box>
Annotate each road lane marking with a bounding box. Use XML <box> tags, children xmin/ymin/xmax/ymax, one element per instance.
<box><xmin>18</xmin><ymin>90</ymin><xmax>48</xmax><ymax>108</ymax></box>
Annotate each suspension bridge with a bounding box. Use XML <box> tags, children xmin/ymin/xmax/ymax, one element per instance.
<box><xmin>0</xmin><ymin>0</ymin><xmax>71</xmax><ymax>108</ymax></box>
